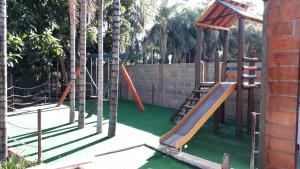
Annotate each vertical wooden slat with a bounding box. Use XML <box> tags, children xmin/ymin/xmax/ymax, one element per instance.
<box><xmin>214</xmin><ymin>51</ymin><xmax>220</xmax><ymax>133</ymax></box>
<box><xmin>220</xmin><ymin>30</ymin><xmax>229</xmax><ymax>123</ymax></box>
<box><xmin>247</xmin><ymin>52</ymin><xmax>256</xmax><ymax>134</ymax></box>
<box><xmin>258</xmin><ymin>1</ymin><xmax>269</xmax><ymax>168</ymax></box>
<box><xmin>195</xmin><ymin>27</ymin><xmax>204</xmax><ymax>87</ymax></box>
<box><xmin>222</xmin><ymin>153</ymin><xmax>230</xmax><ymax>169</ymax></box>
<box><xmin>236</xmin><ymin>18</ymin><xmax>245</xmax><ymax>139</ymax></box>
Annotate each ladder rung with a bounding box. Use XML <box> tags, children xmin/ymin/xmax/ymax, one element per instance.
<box><xmin>255</xmin><ymin>132</ymin><xmax>260</xmax><ymax>135</ymax></box>
<box><xmin>188</xmin><ymin>97</ymin><xmax>200</xmax><ymax>101</ymax></box>
<box><xmin>184</xmin><ymin>105</ymin><xmax>193</xmax><ymax>109</ymax></box>
<box><xmin>244</xmin><ymin>57</ymin><xmax>258</xmax><ymax>62</ymax></box>
<box><xmin>242</xmin><ymin>74</ymin><xmax>257</xmax><ymax>79</ymax></box>
<box><xmin>193</xmin><ymin>90</ymin><xmax>207</xmax><ymax>93</ymax></box>
<box><xmin>243</xmin><ymin>66</ymin><xmax>257</xmax><ymax>71</ymax></box>
<box><xmin>199</xmin><ymin>82</ymin><xmax>214</xmax><ymax>87</ymax></box>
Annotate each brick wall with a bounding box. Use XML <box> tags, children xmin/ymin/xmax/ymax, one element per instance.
<box><xmin>119</xmin><ymin>63</ymin><xmax>261</xmax><ymax>120</ymax></box>
<box><xmin>263</xmin><ymin>0</ymin><xmax>300</xmax><ymax>168</ymax></box>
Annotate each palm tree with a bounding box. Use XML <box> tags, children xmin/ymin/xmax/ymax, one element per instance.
<box><xmin>78</xmin><ymin>0</ymin><xmax>87</xmax><ymax>129</ymax></box>
<box><xmin>68</xmin><ymin>0</ymin><xmax>76</xmax><ymax>124</ymax></box>
<box><xmin>108</xmin><ymin>0</ymin><xmax>121</xmax><ymax>137</ymax></box>
<box><xmin>0</xmin><ymin>0</ymin><xmax>7</xmax><ymax>160</ymax></box>
<box><xmin>96</xmin><ymin>0</ymin><xmax>104</xmax><ymax>134</ymax></box>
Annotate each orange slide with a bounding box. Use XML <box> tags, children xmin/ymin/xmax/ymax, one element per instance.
<box><xmin>56</xmin><ymin>67</ymin><xmax>81</xmax><ymax>107</ymax></box>
<box><xmin>120</xmin><ymin>64</ymin><xmax>145</xmax><ymax>112</ymax></box>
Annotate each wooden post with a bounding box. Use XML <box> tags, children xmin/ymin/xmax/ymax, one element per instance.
<box><xmin>37</xmin><ymin>109</ymin><xmax>42</xmax><ymax>164</ymax></box>
<box><xmin>220</xmin><ymin>30</ymin><xmax>229</xmax><ymax>123</ymax></box>
<box><xmin>258</xmin><ymin>1</ymin><xmax>269</xmax><ymax>168</ymax></box>
<box><xmin>247</xmin><ymin>51</ymin><xmax>256</xmax><ymax>134</ymax></box>
<box><xmin>214</xmin><ymin>51</ymin><xmax>220</xmax><ymax>133</ymax></box>
<box><xmin>236</xmin><ymin>18</ymin><xmax>245</xmax><ymax>139</ymax></box>
<box><xmin>195</xmin><ymin>26</ymin><xmax>203</xmax><ymax>87</ymax></box>
<box><xmin>222</xmin><ymin>153</ymin><xmax>230</xmax><ymax>169</ymax></box>
<box><xmin>250</xmin><ymin>112</ymin><xmax>257</xmax><ymax>169</ymax></box>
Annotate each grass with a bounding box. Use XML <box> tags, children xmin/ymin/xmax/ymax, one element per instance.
<box><xmin>79</xmin><ymin>99</ymin><xmax>250</xmax><ymax>169</ymax></box>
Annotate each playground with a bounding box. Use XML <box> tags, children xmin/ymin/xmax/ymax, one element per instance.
<box><xmin>1</xmin><ymin>0</ymin><xmax>300</xmax><ymax>169</ymax></box>
<box><xmin>8</xmin><ymin>100</ymin><xmax>250</xmax><ymax>169</ymax></box>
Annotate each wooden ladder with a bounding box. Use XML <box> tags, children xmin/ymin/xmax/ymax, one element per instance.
<box><xmin>171</xmin><ymin>82</ymin><xmax>214</xmax><ymax>123</ymax></box>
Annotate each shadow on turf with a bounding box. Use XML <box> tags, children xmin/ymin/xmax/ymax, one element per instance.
<box><xmin>43</xmin><ymin>136</ymin><xmax>110</xmax><ymax>163</ymax></box>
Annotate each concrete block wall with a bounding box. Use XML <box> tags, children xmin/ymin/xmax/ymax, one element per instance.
<box><xmin>119</xmin><ymin>62</ymin><xmax>262</xmax><ymax>121</ymax></box>
<box><xmin>262</xmin><ymin>0</ymin><xmax>300</xmax><ymax>168</ymax></box>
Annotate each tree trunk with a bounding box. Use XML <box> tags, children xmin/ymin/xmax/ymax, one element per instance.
<box><xmin>59</xmin><ymin>56</ymin><xmax>69</xmax><ymax>84</ymax></box>
<box><xmin>78</xmin><ymin>0</ymin><xmax>87</xmax><ymax>129</ymax></box>
<box><xmin>68</xmin><ymin>0</ymin><xmax>76</xmax><ymax>124</ymax></box>
<box><xmin>108</xmin><ymin>0</ymin><xmax>121</xmax><ymax>137</ymax></box>
<box><xmin>143</xmin><ymin>38</ymin><xmax>149</xmax><ymax>64</ymax></box>
<box><xmin>158</xmin><ymin>23</ymin><xmax>167</xmax><ymax>105</ymax></box>
<box><xmin>97</xmin><ymin>0</ymin><xmax>104</xmax><ymax>134</ymax></box>
<box><xmin>0</xmin><ymin>0</ymin><xmax>7</xmax><ymax>160</ymax></box>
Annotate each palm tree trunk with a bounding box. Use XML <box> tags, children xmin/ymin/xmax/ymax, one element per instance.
<box><xmin>0</xmin><ymin>0</ymin><xmax>7</xmax><ymax>160</ymax></box>
<box><xmin>108</xmin><ymin>0</ymin><xmax>121</xmax><ymax>137</ymax></box>
<box><xmin>78</xmin><ymin>0</ymin><xmax>87</xmax><ymax>129</ymax></box>
<box><xmin>158</xmin><ymin>23</ymin><xmax>167</xmax><ymax>105</ymax></box>
<box><xmin>68</xmin><ymin>0</ymin><xmax>76</xmax><ymax>124</ymax></box>
<box><xmin>97</xmin><ymin>0</ymin><xmax>104</xmax><ymax>134</ymax></box>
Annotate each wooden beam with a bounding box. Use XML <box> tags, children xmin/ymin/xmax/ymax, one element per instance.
<box><xmin>195</xmin><ymin>27</ymin><xmax>204</xmax><ymax>87</ymax></box>
<box><xmin>235</xmin><ymin>17</ymin><xmax>245</xmax><ymax>139</ymax></box>
<box><xmin>220</xmin><ymin>30</ymin><xmax>229</xmax><ymax>124</ymax></box>
<box><xmin>258</xmin><ymin>1</ymin><xmax>269</xmax><ymax>168</ymax></box>
<box><xmin>196</xmin><ymin>23</ymin><xmax>230</xmax><ymax>31</ymax></box>
<box><xmin>214</xmin><ymin>51</ymin><xmax>220</xmax><ymax>133</ymax></box>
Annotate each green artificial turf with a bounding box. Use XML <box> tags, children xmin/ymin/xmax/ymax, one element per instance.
<box><xmin>81</xmin><ymin>99</ymin><xmax>250</xmax><ymax>169</ymax></box>
<box><xmin>139</xmin><ymin>151</ymin><xmax>197</xmax><ymax>169</ymax></box>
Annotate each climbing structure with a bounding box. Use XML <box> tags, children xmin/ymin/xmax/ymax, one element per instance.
<box><xmin>171</xmin><ymin>82</ymin><xmax>214</xmax><ymax>123</ymax></box>
<box><xmin>162</xmin><ymin>0</ymin><xmax>263</xmax><ymax>149</ymax></box>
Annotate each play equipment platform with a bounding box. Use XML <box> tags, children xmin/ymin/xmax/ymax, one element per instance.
<box><xmin>160</xmin><ymin>82</ymin><xmax>237</xmax><ymax>149</ymax></box>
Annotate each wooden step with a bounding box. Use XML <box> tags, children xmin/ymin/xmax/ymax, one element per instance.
<box><xmin>193</xmin><ymin>89</ymin><xmax>208</xmax><ymax>93</ymax></box>
<box><xmin>243</xmin><ymin>57</ymin><xmax>258</xmax><ymax>62</ymax></box>
<box><xmin>184</xmin><ymin>105</ymin><xmax>194</xmax><ymax>109</ymax></box>
<box><xmin>243</xmin><ymin>66</ymin><xmax>257</xmax><ymax>71</ymax></box>
<box><xmin>242</xmin><ymin>74</ymin><xmax>257</xmax><ymax>79</ymax></box>
<box><xmin>199</xmin><ymin>82</ymin><xmax>214</xmax><ymax>87</ymax></box>
<box><xmin>188</xmin><ymin>97</ymin><xmax>200</xmax><ymax>101</ymax></box>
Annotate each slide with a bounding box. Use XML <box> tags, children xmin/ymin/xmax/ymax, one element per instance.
<box><xmin>160</xmin><ymin>82</ymin><xmax>237</xmax><ymax>149</ymax></box>
<box><xmin>120</xmin><ymin>64</ymin><xmax>145</xmax><ymax>112</ymax></box>
<box><xmin>57</xmin><ymin>67</ymin><xmax>81</xmax><ymax>107</ymax></box>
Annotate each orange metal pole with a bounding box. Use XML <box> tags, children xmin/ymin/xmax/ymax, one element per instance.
<box><xmin>56</xmin><ymin>67</ymin><xmax>80</xmax><ymax>107</ymax></box>
<box><xmin>120</xmin><ymin>65</ymin><xmax>145</xmax><ymax>112</ymax></box>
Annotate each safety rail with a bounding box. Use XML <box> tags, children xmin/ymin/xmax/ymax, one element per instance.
<box><xmin>7</xmin><ymin>83</ymin><xmax>48</xmax><ymax>111</ymax></box>
<box><xmin>8</xmin><ymin>109</ymin><xmax>43</xmax><ymax>164</ymax></box>
<box><xmin>250</xmin><ymin>112</ymin><xmax>260</xmax><ymax>169</ymax></box>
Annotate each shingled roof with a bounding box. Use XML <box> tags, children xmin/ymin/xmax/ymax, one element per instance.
<box><xmin>195</xmin><ymin>0</ymin><xmax>263</xmax><ymax>30</ymax></box>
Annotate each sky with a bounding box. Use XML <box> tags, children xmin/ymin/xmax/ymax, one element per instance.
<box><xmin>168</xmin><ymin>0</ymin><xmax>264</xmax><ymax>15</ymax></box>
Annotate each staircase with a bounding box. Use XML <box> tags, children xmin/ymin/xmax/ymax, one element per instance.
<box><xmin>171</xmin><ymin>82</ymin><xmax>214</xmax><ymax>123</ymax></box>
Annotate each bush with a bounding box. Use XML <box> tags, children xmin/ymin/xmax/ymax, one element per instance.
<box><xmin>0</xmin><ymin>155</ymin><xmax>37</xmax><ymax>169</ymax></box>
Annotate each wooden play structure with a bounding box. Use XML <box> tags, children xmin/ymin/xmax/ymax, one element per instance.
<box><xmin>161</xmin><ymin>0</ymin><xmax>263</xmax><ymax>151</ymax></box>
